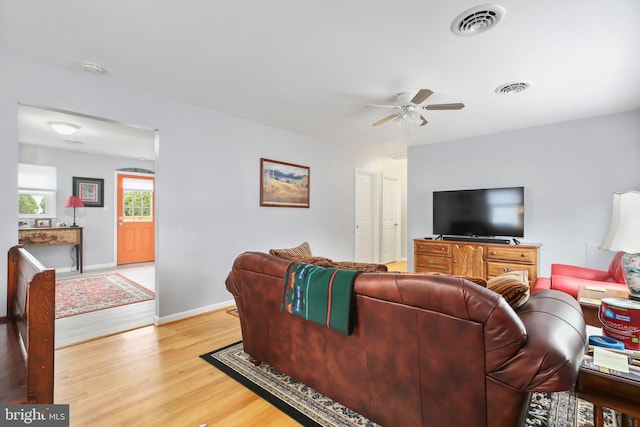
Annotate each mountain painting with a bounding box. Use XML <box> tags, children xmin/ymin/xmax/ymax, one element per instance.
<box><xmin>260</xmin><ymin>158</ymin><xmax>310</xmax><ymax>207</ymax></box>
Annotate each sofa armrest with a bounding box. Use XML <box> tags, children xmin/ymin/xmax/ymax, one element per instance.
<box><xmin>551</xmin><ymin>264</ymin><xmax>613</xmax><ymax>281</ymax></box>
<box><xmin>488</xmin><ymin>290</ymin><xmax>586</xmax><ymax>392</ymax></box>
<box><xmin>531</xmin><ymin>277</ymin><xmax>550</xmax><ymax>293</ymax></box>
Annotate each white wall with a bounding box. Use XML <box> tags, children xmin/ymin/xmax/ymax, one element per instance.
<box><xmin>407</xmin><ymin>109</ymin><xmax>640</xmax><ymax>276</ymax></box>
<box><xmin>0</xmin><ymin>49</ymin><xmax>400</xmax><ymax>320</ymax></box>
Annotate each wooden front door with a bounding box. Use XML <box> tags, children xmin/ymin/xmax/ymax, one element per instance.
<box><xmin>117</xmin><ymin>174</ymin><xmax>155</xmax><ymax>265</ymax></box>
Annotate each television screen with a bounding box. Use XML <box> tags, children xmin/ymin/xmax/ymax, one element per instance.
<box><xmin>433</xmin><ymin>187</ymin><xmax>524</xmax><ymax>238</ymax></box>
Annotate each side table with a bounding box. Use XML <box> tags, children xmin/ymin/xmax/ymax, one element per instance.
<box><xmin>577</xmin><ymin>286</ymin><xmax>629</xmax><ymax>327</ymax></box>
<box><xmin>576</xmin><ymin>363</ymin><xmax>640</xmax><ymax>427</ymax></box>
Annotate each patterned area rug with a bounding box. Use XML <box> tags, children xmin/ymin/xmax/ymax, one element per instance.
<box><xmin>56</xmin><ymin>273</ymin><xmax>154</xmax><ymax>318</ymax></box>
<box><xmin>201</xmin><ymin>341</ymin><xmax>620</xmax><ymax>427</ymax></box>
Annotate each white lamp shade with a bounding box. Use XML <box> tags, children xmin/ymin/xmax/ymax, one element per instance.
<box><xmin>600</xmin><ymin>191</ymin><xmax>640</xmax><ymax>253</ymax></box>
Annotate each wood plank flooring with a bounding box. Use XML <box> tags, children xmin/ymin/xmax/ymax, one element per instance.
<box><xmin>55</xmin><ymin>263</ymin><xmax>155</xmax><ymax>348</ymax></box>
<box><xmin>55</xmin><ymin>309</ymin><xmax>299</xmax><ymax>426</ymax></box>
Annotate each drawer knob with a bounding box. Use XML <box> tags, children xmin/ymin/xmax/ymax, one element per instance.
<box><xmin>521</xmin><ymin>253</ymin><xmax>526</xmax><ymax>257</ymax></box>
<box><xmin>428</xmin><ymin>259</ymin><xmax>436</xmax><ymax>265</ymax></box>
<box><xmin>503</xmin><ymin>267</ymin><xmax>513</xmax><ymax>273</ymax></box>
<box><xmin>491</xmin><ymin>251</ymin><xmax>496</xmax><ymax>255</ymax></box>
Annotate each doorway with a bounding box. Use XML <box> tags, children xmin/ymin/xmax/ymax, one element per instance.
<box><xmin>117</xmin><ymin>173</ymin><xmax>155</xmax><ymax>264</ymax></box>
<box><xmin>355</xmin><ymin>169</ymin><xmax>378</xmax><ymax>263</ymax></box>
<box><xmin>381</xmin><ymin>175</ymin><xmax>401</xmax><ymax>263</ymax></box>
<box><xmin>18</xmin><ymin>104</ymin><xmax>157</xmax><ymax>346</ymax></box>
<box><xmin>355</xmin><ymin>170</ymin><xmax>402</xmax><ymax>264</ymax></box>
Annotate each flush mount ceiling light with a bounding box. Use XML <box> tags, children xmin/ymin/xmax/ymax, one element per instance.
<box><xmin>48</xmin><ymin>121</ymin><xmax>80</xmax><ymax>135</ymax></box>
<box><xmin>451</xmin><ymin>4</ymin><xmax>506</xmax><ymax>36</ymax></box>
<box><xmin>495</xmin><ymin>82</ymin><xmax>531</xmax><ymax>94</ymax></box>
<box><xmin>81</xmin><ymin>62</ymin><xmax>104</xmax><ymax>74</ymax></box>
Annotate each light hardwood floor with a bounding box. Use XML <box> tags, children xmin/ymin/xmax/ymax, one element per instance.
<box><xmin>55</xmin><ymin>309</ymin><xmax>299</xmax><ymax>426</ymax></box>
<box><xmin>386</xmin><ymin>260</ymin><xmax>407</xmax><ymax>272</ymax></box>
<box><xmin>56</xmin><ymin>263</ymin><xmax>155</xmax><ymax>348</ymax></box>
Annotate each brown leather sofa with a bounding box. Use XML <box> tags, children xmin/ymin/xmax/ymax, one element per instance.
<box><xmin>225</xmin><ymin>252</ymin><xmax>587</xmax><ymax>427</ymax></box>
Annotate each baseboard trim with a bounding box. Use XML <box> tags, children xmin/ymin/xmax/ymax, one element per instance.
<box><xmin>155</xmin><ymin>299</ymin><xmax>235</xmax><ymax>325</ymax></box>
<box><xmin>55</xmin><ymin>262</ymin><xmax>117</xmax><ymax>274</ymax></box>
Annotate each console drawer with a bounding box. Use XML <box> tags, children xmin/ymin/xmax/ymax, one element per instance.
<box><xmin>416</xmin><ymin>255</ymin><xmax>451</xmax><ymax>274</ymax></box>
<box><xmin>415</xmin><ymin>242</ymin><xmax>450</xmax><ymax>256</ymax></box>
<box><xmin>486</xmin><ymin>246</ymin><xmax>536</xmax><ymax>263</ymax></box>
<box><xmin>487</xmin><ymin>262</ymin><xmax>536</xmax><ymax>283</ymax></box>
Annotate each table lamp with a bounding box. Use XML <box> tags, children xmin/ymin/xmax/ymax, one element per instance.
<box><xmin>600</xmin><ymin>191</ymin><xmax>640</xmax><ymax>301</ymax></box>
<box><xmin>65</xmin><ymin>196</ymin><xmax>84</xmax><ymax>227</ymax></box>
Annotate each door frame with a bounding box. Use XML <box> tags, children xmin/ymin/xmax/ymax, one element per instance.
<box><xmin>113</xmin><ymin>170</ymin><xmax>156</xmax><ymax>264</ymax></box>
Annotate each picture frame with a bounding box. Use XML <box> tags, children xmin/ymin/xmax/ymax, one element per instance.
<box><xmin>35</xmin><ymin>218</ymin><xmax>52</xmax><ymax>228</ymax></box>
<box><xmin>260</xmin><ymin>158</ymin><xmax>310</xmax><ymax>208</ymax></box>
<box><xmin>73</xmin><ymin>177</ymin><xmax>104</xmax><ymax>208</ymax></box>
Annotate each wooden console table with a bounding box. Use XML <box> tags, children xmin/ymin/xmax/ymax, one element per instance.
<box><xmin>18</xmin><ymin>227</ymin><xmax>83</xmax><ymax>273</ymax></box>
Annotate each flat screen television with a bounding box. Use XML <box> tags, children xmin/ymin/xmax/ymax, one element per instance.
<box><xmin>433</xmin><ymin>187</ymin><xmax>524</xmax><ymax>238</ymax></box>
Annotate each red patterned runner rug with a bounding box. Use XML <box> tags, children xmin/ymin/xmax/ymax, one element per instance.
<box><xmin>55</xmin><ymin>273</ymin><xmax>154</xmax><ymax>318</ymax></box>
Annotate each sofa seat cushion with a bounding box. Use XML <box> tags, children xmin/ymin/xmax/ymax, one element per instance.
<box><xmin>487</xmin><ymin>270</ymin><xmax>530</xmax><ymax>309</ymax></box>
<box><xmin>551</xmin><ymin>275</ymin><xmax>630</xmax><ymax>298</ymax></box>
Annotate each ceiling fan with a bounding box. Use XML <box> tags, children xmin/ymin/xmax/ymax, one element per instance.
<box><xmin>367</xmin><ymin>89</ymin><xmax>465</xmax><ymax>127</ymax></box>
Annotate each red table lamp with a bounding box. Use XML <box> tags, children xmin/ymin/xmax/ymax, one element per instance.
<box><xmin>65</xmin><ymin>196</ymin><xmax>84</xmax><ymax>227</ymax></box>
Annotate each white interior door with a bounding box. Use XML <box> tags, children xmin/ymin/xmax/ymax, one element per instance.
<box><xmin>355</xmin><ymin>170</ymin><xmax>376</xmax><ymax>263</ymax></box>
<box><xmin>381</xmin><ymin>176</ymin><xmax>401</xmax><ymax>263</ymax></box>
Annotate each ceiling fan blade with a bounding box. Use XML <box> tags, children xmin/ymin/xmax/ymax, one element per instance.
<box><xmin>424</xmin><ymin>103</ymin><xmax>465</xmax><ymax>110</ymax></box>
<box><xmin>365</xmin><ymin>104</ymin><xmax>402</xmax><ymax>109</ymax></box>
<box><xmin>410</xmin><ymin>89</ymin><xmax>434</xmax><ymax>105</ymax></box>
<box><xmin>419</xmin><ymin>115</ymin><xmax>428</xmax><ymax>127</ymax></box>
<box><xmin>372</xmin><ymin>114</ymin><xmax>398</xmax><ymax>126</ymax></box>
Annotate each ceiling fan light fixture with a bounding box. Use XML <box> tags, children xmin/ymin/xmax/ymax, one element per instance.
<box><xmin>451</xmin><ymin>4</ymin><xmax>506</xmax><ymax>36</ymax></box>
<box><xmin>48</xmin><ymin>121</ymin><xmax>80</xmax><ymax>135</ymax></box>
<box><xmin>495</xmin><ymin>81</ymin><xmax>530</xmax><ymax>94</ymax></box>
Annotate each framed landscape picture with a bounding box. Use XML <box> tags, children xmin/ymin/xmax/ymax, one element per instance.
<box><xmin>73</xmin><ymin>177</ymin><xmax>104</xmax><ymax>207</ymax></box>
<box><xmin>260</xmin><ymin>158</ymin><xmax>310</xmax><ymax>208</ymax></box>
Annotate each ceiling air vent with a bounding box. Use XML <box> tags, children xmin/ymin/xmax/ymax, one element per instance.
<box><xmin>451</xmin><ymin>4</ymin><xmax>506</xmax><ymax>36</ymax></box>
<box><xmin>495</xmin><ymin>82</ymin><xmax>530</xmax><ymax>95</ymax></box>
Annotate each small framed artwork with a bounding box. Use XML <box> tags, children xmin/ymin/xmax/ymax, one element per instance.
<box><xmin>73</xmin><ymin>177</ymin><xmax>104</xmax><ymax>207</ymax></box>
<box><xmin>260</xmin><ymin>158</ymin><xmax>310</xmax><ymax>208</ymax></box>
<box><xmin>35</xmin><ymin>218</ymin><xmax>52</xmax><ymax>228</ymax></box>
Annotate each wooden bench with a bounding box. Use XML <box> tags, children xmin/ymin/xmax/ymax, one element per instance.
<box><xmin>1</xmin><ymin>245</ymin><xmax>55</xmax><ymax>404</ymax></box>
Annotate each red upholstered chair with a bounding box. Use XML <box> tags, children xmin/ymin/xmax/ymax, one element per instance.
<box><xmin>532</xmin><ymin>251</ymin><xmax>629</xmax><ymax>298</ymax></box>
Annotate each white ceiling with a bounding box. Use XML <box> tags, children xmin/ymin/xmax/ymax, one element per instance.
<box><xmin>3</xmin><ymin>0</ymin><xmax>640</xmax><ymax>158</ymax></box>
<box><xmin>18</xmin><ymin>104</ymin><xmax>156</xmax><ymax>160</ymax></box>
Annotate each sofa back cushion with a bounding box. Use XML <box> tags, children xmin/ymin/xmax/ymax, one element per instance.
<box><xmin>608</xmin><ymin>251</ymin><xmax>628</xmax><ymax>284</ymax></box>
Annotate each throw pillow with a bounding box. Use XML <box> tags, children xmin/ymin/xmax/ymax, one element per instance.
<box><xmin>269</xmin><ymin>242</ymin><xmax>313</xmax><ymax>259</ymax></box>
<box><xmin>487</xmin><ymin>270</ymin><xmax>530</xmax><ymax>309</ymax></box>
